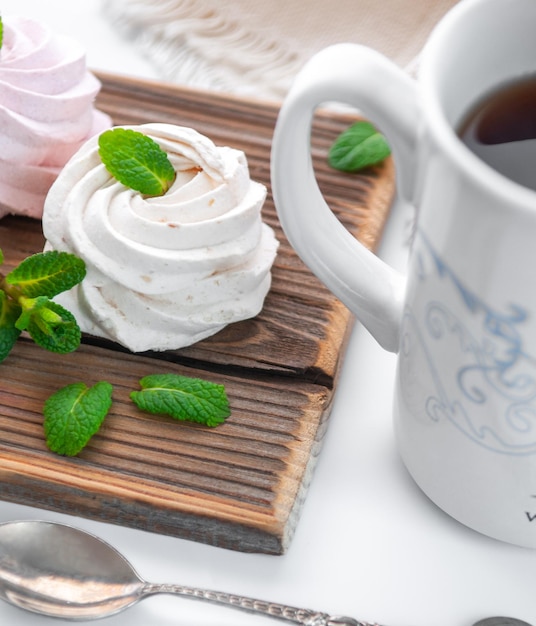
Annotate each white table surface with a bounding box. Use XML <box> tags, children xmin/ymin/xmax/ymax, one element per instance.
<box><xmin>0</xmin><ymin>1</ymin><xmax>534</xmax><ymax>625</ymax></box>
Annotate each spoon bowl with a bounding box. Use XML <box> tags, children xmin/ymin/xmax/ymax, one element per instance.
<box><xmin>0</xmin><ymin>520</ymin><xmax>145</xmax><ymax>619</ymax></box>
<box><xmin>0</xmin><ymin>520</ymin><xmax>530</xmax><ymax>626</ymax></box>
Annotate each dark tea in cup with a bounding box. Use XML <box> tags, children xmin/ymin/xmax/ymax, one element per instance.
<box><xmin>458</xmin><ymin>76</ymin><xmax>536</xmax><ymax>191</ymax></box>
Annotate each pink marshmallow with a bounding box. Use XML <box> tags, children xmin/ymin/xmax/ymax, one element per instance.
<box><xmin>0</xmin><ymin>16</ymin><xmax>112</xmax><ymax>219</ymax></box>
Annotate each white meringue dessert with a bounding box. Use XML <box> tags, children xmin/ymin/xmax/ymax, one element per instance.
<box><xmin>42</xmin><ymin>123</ymin><xmax>279</xmax><ymax>352</ymax></box>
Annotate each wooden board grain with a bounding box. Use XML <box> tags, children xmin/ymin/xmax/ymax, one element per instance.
<box><xmin>0</xmin><ymin>73</ymin><xmax>394</xmax><ymax>554</ymax></box>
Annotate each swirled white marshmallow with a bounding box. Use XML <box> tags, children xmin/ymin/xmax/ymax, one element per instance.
<box><xmin>42</xmin><ymin>123</ymin><xmax>279</xmax><ymax>352</ymax></box>
<box><xmin>0</xmin><ymin>15</ymin><xmax>111</xmax><ymax>218</ymax></box>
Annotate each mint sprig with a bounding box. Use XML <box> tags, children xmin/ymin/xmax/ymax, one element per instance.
<box><xmin>328</xmin><ymin>120</ymin><xmax>391</xmax><ymax>172</ymax></box>
<box><xmin>131</xmin><ymin>373</ymin><xmax>230</xmax><ymax>427</ymax></box>
<box><xmin>0</xmin><ymin>248</ymin><xmax>86</xmax><ymax>362</ymax></box>
<box><xmin>43</xmin><ymin>382</ymin><xmax>113</xmax><ymax>456</ymax></box>
<box><xmin>98</xmin><ymin>128</ymin><xmax>176</xmax><ymax>196</ymax></box>
<box><xmin>6</xmin><ymin>250</ymin><xmax>86</xmax><ymax>298</ymax></box>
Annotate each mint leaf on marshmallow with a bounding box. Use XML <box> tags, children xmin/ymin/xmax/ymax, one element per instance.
<box><xmin>98</xmin><ymin>128</ymin><xmax>176</xmax><ymax>196</ymax></box>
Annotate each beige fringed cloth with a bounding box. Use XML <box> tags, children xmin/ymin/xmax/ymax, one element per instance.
<box><xmin>103</xmin><ymin>0</ymin><xmax>459</xmax><ymax>99</ymax></box>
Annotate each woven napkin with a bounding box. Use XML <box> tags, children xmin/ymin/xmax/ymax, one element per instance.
<box><xmin>103</xmin><ymin>0</ymin><xmax>459</xmax><ymax>99</ymax></box>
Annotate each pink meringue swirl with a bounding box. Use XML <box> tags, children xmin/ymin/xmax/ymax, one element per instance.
<box><xmin>0</xmin><ymin>15</ymin><xmax>111</xmax><ymax>218</ymax></box>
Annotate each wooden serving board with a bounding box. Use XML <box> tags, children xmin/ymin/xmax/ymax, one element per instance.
<box><xmin>0</xmin><ymin>73</ymin><xmax>394</xmax><ymax>554</ymax></box>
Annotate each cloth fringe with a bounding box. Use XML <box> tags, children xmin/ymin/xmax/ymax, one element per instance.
<box><xmin>102</xmin><ymin>0</ymin><xmax>304</xmax><ymax>98</ymax></box>
<box><xmin>102</xmin><ymin>0</ymin><xmax>458</xmax><ymax>98</ymax></box>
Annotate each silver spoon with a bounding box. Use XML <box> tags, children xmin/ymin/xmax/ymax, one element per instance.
<box><xmin>0</xmin><ymin>520</ymin><xmax>530</xmax><ymax>626</ymax></box>
<box><xmin>474</xmin><ymin>621</ymin><xmax>532</xmax><ymax>626</ymax></box>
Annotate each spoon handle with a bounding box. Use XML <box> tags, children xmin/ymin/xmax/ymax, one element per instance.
<box><xmin>143</xmin><ymin>583</ymin><xmax>379</xmax><ymax>625</ymax></box>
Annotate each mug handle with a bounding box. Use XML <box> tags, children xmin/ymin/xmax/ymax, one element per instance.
<box><xmin>270</xmin><ymin>44</ymin><xmax>419</xmax><ymax>352</ymax></box>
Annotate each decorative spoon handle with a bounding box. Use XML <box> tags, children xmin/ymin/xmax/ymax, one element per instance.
<box><xmin>143</xmin><ymin>583</ymin><xmax>378</xmax><ymax>625</ymax></box>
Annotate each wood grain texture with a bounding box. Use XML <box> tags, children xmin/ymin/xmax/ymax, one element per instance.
<box><xmin>0</xmin><ymin>74</ymin><xmax>394</xmax><ymax>553</ymax></box>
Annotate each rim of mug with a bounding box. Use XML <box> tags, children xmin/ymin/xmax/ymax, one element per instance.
<box><xmin>418</xmin><ymin>0</ymin><xmax>536</xmax><ymax>209</ymax></box>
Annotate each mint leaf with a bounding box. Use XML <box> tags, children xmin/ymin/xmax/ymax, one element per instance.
<box><xmin>131</xmin><ymin>373</ymin><xmax>230</xmax><ymax>427</ymax></box>
<box><xmin>6</xmin><ymin>250</ymin><xmax>86</xmax><ymax>298</ymax></box>
<box><xmin>328</xmin><ymin>121</ymin><xmax>391</xmax><ymax>172</ymax></box>
<box><xmin>26</xmin><ymin>300</ymin><xmax>81</xmax><ymax>354</ymax></box>
<box><xmin>0</xmin><ymin>248</ymin><xmax>85</xmax><ymax>361</ymax></box>
<box><xmin>0</xmin><ymin>290</ymin><xmax>21</xmax><ymax>363</ymax></box>
<box><xmin>0</xmin><ymin>17</ymin><xmax>3</xmax><ymax>50</ymax></box>
<box><xmin>43</xmin><ymin>381</ymin><xmax>113</xmax><ymax>456</ymax></box>
<box><xmin>0</xmin><ymin>247</ymin><xmax>4</xmax><ymax>265</ymax></box>
<box><xmin>98</xmin><ymin>128</ymin><xmax>176</xmax><ymax>196</ymax></box>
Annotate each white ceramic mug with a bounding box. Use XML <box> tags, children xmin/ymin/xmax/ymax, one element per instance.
<box><xmin>270</xmin><ymin>0</ymin><xmax>536</xmax><ymax>548</ymax></box>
